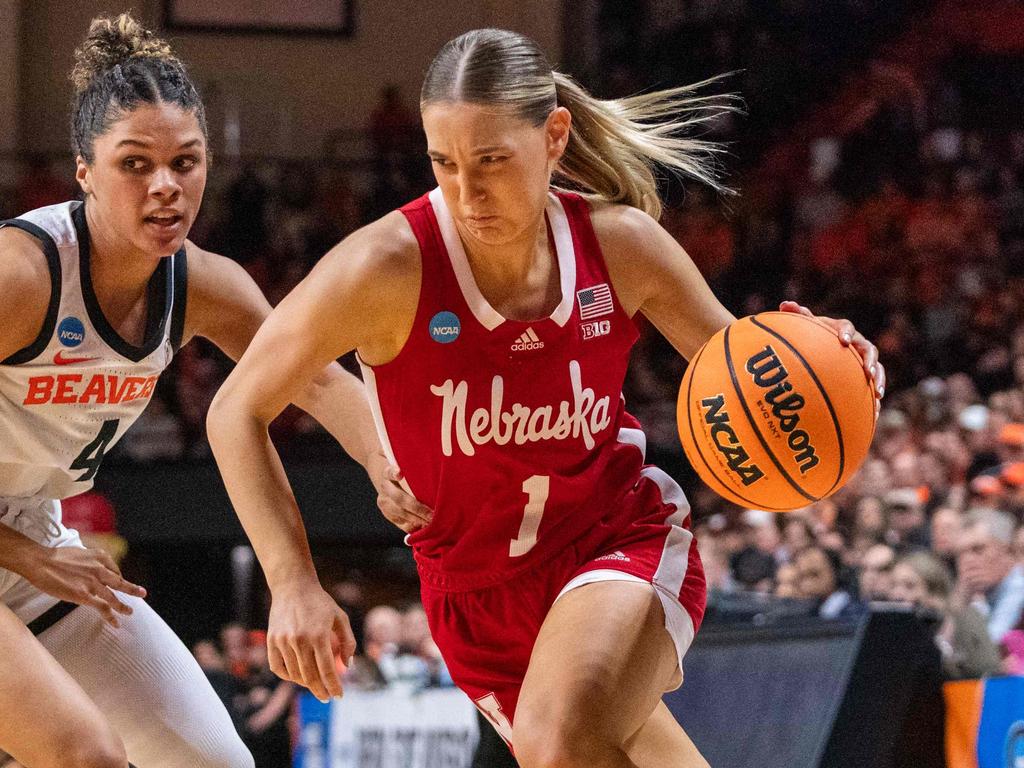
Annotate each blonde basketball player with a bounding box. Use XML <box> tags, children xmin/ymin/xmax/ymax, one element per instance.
<box><xmin>209</xmin><ymin>30</ymin><xmax>885</xmax><ymax>768</ymax></box>
<box><xmin>0</xmin><ymin>14</ymin><xmax>423</xmax><ymax>767</ymax></box>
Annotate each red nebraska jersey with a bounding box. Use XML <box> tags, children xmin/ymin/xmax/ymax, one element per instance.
<box><xmin>361</xmin><ymin>188</ymin><xmax>678</xmax><ymax>591</ymax></box>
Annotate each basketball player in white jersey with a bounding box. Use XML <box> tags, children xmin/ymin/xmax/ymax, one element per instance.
<box><xmin>0</xmin><ymin>13</ymin><xmax>422</xmax><ymax>767</ymax></box>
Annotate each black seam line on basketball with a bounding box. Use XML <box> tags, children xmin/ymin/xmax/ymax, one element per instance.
<box><xmin>686</xmin><ymin>337</ymin><xmax>789</xmax><ymax>512</ymax></box>
<box><xmin>751</xmin><ymin>316</ymin><xmax>845</xmax><ymax>496</ymax></box>
<box><xmin>0</xmin><ymin>219</ymin><xmax>63</xmax><ymax>365</ymax></box>
<box><xmin>724</xmin><ymin>324</ymin><xmax>818</xmax><ymax>503</ymax></box>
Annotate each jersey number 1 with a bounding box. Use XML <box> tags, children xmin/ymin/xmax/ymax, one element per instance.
<box><xmin>70</xmin><ymin>419</ymin><xmax>120</xmax><ymax>482</ymax></box>
<box><xmin>509</xmin><ymin>475</ymin><xmax>550</xmax><ymax>558</ymax></box>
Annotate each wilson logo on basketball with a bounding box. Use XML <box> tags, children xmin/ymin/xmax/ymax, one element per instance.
<box><xmin>700</xmin><ymin>394</ymin><xmax>765</xmax><ymax>486</ymax></box>
<box><xmin>745</xmin><ymin>345</ymin><xmax>820</xmax><ymax>474</ymax></box>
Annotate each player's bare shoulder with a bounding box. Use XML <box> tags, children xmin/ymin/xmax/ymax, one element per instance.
<box><xmin>317</xmin><ymin>210</ymin><xmax>421</xmax><ymax>298</ymax></box>
<box><xmin>585</xmin><ymin>199</ymin><xmax>668</xmax><ymax>317</ymax></box>
<box><xmin>0</xmin><ymin>227</ymin><xmax>55</xmax><ymax>360</ymax></box>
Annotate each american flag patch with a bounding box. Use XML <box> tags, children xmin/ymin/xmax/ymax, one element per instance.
<box><xmin>576</xmin><ymin>283</ymin><xmax>614</xmax><ymax>320</ymax></box>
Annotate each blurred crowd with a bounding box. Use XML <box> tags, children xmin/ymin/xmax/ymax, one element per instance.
<box><xmin>602</xmin><ymin>2</ymin><xmax>1024</xmax><ymax>684</ymax></box>
<box><xmin>193</xmin><ymin>598</ymin><xmax>453</xmax><ymax>767</ymax></box>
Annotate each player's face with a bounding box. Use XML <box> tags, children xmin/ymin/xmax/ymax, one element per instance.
<box><xmin>76</xmin><ymin>101</ymin><xmax>207</xmax><ymax>258</ymax></box>
<box><xmin>422</xmin><ymin>101</ymin><xmax>571</xmax><ymax>248</ymax></box>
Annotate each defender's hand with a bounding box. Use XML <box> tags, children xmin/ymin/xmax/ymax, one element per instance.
<box><xmin>28</xmin><ymin>545</ymin><xmax>146</xmax><ymax>627</ymax></box>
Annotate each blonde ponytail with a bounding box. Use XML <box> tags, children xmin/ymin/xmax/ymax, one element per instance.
<box><xmin>422</xmin><ymin>29</ymin><xmax>739</xmax><ymax>220</ymax></box>
<box><xmin>553</xmin><ymin>73</ymin><xmax>738</xmax><ymax>219</ymax></box>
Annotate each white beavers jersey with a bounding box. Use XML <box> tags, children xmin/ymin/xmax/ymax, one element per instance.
<box><xmin>0</xmin><ymin>201</ymin><xmax>186</xmax><ymax>499</ymax></box>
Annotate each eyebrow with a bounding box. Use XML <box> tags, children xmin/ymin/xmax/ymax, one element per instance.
<box><xmin>426</xmin><ymin>145</ymin><xmax>510</xmax><ymax>159</ymax></box>
<box><xmin>115</xmin><ymin>138</ymin><xmax>203</xmax><ymax>150</ymax></box>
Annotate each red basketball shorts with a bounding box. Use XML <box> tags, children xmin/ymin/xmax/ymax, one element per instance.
<box><xmin>419</xmin><ymin>466</ymin><xmax>706</xmax><ymax>743</ymax></box>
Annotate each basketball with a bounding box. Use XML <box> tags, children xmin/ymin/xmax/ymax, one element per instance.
<box><xmin>677</xmin><ymin>312</ymin><xmax>876</xmax><ymax>512</ymax></box>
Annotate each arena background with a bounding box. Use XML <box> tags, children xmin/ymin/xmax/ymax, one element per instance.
<box><xmin>3</xmin><ymin>1</ymin><xmax>1024</xmax><ymax>766</ymax></box>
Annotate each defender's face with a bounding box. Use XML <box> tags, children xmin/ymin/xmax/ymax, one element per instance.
<box><xmin>77</xmin><ymin>101</ymin><xmax>207</xmax><ymax>258</ymax></box>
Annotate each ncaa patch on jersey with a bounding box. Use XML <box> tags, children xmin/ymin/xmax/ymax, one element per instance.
<box><xmin>582</xmin><ymin>319</ymin><xmax>611</xmax><ymax>340</ymax></box>
<box><xmin>429</xmin><ymin>311</ymin><xmax>461</xmax><ymax>344</ymax></box>
<box><xmin>57</xmin><ymin>317</ymin><xmax>86</xmax><ymax>348</ymax></box>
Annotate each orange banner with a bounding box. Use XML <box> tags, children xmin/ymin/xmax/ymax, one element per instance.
<box><xmin>945</xmin><ymin>680</ymin><xmax>982</xmax><ymax>768</ymax></box>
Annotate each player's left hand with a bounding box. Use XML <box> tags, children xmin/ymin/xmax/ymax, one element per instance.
<box><xmin>366</xmin><ymin>451</ymin><xmax>433</xmax><ymax>534</ymax></box>
<box><xmin>779</xmin><ymin>301</ymin><xmax>885</xmax><ymax>417</ymax></box>
<box><xmin>266</xmin><ymin>582</ymin><xmax>356</xmax><ymax>703</ymax></box>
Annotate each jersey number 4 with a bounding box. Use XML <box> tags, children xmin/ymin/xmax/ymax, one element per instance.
<box><xmin>70</xmin><ymin>419</ymin><xmax>120</xmax><ymax>482</ymax></box>
<box><xmin>509</xmin><ymin>475</ymin><xmax>550</xmax><ymax>558</ymax></box>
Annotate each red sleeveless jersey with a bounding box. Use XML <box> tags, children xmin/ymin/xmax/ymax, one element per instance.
<box><xmin>361</xmin><ymin>188</ymin><xmax>669</xmax><ymax>591</ymax></box>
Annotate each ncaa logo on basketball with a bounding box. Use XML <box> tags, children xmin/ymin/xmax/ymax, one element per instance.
<box><xmin>582</xmin><ymin>320</ymin><xmax>611</xmax><ymax>340</ymax></box>
<box><xmin>57</xmin><ymin>317</ymin><xmax>86</xmax><ymax>348</ymax></box>
<box><xmin>429</xmin><ymin>311</ymin><xmax>461</xmax><ymax>344</ymax></box>
<box><xmin>701</xmin><ymin>394</ymin><xmax>764</xmax><ymax>486</ymax></box>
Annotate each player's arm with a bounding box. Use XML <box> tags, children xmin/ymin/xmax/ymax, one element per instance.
<box><xmin>594</xmin><ymin>203</ymin><xmax>884</xmax><ymax>397</ymax></box>
<box><xmin>206</xmin><ymin>213</ymin><xmax>421</xmax><ymax>701</ymax></box>
<box><xmin>182</xmin><ymin>243</ymin><xmax>431</xmax><ymax>529</ymax></box>
<box><xmin>0</xmin><ymin>228</ymin><xmax>50</xmax><ymax>361</ymax></box>
<box><xmin>0</xmin><ymin>229</ymin><xmax>146</xmax><ymax>624</ymax></box>
<box><xmin>592</xmin><ymin>203</ymin><xmax>735</xmax><ymax>359</ymax></box>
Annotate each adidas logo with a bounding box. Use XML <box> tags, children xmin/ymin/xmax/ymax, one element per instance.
<box><xmin>511</xmin><ymin>327</ymin><xmax>545</xmax><ymax>352</ymax></box>
<box><xmin>595</xmin><ymin>550</ymin><xmax>631</xmax><ymax>563</ymax></box>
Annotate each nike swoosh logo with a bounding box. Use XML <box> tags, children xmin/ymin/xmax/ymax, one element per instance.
<box><xmin>53</xmin><ymin>351</ymin><xmax>99</xmax><ymax>366</ymax></box>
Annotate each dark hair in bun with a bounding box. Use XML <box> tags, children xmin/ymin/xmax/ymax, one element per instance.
<box><xmin>70</xmin><ymin>12</ymin><xmax>207</xmax><ymax>162</ymax></box>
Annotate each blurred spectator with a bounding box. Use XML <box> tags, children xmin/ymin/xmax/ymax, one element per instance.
<box><xmin>400</xmin><ymin>604</ymin><xmax>431</xmax><ymax>654</ymax></box>
<box><xmin>364</xmin><ymin>605</ymin><xmax>401</xmax><ymax>663</ymax></box>
<box><xmin>930</xmin><ymin>507</ymin><xmax>963</xmax><ymax>568</ymax></box>
<box><xmin>220</xmin><ymin>622</ymin><xmax>251</xmax><ymax>680</ymax></box>
<box><xmin>347</xmin><ymin>603</ymin><xmax>449</xmax><ymax>691</ymax></box>
<box><xmin>890</xmin><ymin>551</ymin><xmax>1001</xmax><ymax>679</ymax></box>
<box><xmin>956</xmin><ymin>508</ymin><xmax>1024</xmax><ymax>644</ymax></box>
<box><xmin>1014</xmin><ymin>525</ymin><xmax>1024</xmax><ymax>564</ymax></box>
<box><xmin>368</xmin><ymin>85</ymin><xmax>418</xmax><ymax>162</ymax></box>
<box><xmin>192</xmin><ymin>639</ymin><xmax>246</xmax><ymax>731</ymax></box>
<box><xmin>240</xmin><ymin>631</ymin><xmax>294</xmax><ymax>768</ymax></box>
<box><xmin>781</xmin><ymin>517</ymin><xmax>815</xmax><ymax>561</ymax></box>
<box><xmin>774</xmin><ymin>562</ymin><xmax>800</xmax><ymax>599</ymax></box>
<box><xmin>858</xmin><ymin>544</ymin><xmax>896</xmax><ymax>601</ymax></box>
<box><xmin>329</xmin><ymin>578</ymin><xmax>367</xmax><ymax>650</ymax></box>
<box><xmin>882</xmin><ymin>488</ymin><xmax>929</xmax><ymax>550</ymax></box>
<box><xmin>699</xmin><ymin>534</ymin><xmax>738</xmax><ymax>596</ymax></box>
<box><xmin>730</xmin><ymin>548</ymin><xmax>777</xmax><ymax>593</ymax></box>
<box><xmin>793</xmin><ymin>546</ymin><xmax>859</xmax><ymax>619</ymax></box>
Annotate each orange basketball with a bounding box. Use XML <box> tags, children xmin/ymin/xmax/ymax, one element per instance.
<box><xmin>677</xmin><ymin>312</ymin><xmax>876</xmax><ymax>511</ymax></box>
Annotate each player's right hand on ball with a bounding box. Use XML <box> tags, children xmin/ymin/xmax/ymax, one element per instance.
<box><xmin>267</xmin><ymin>582</ymin><xmax>357</xmax><ymax>702</ymax></box>
<box><xmin>29</xmin><ymin>545</ymin><xmax>146</xmax><ymax>627</ymax></box>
